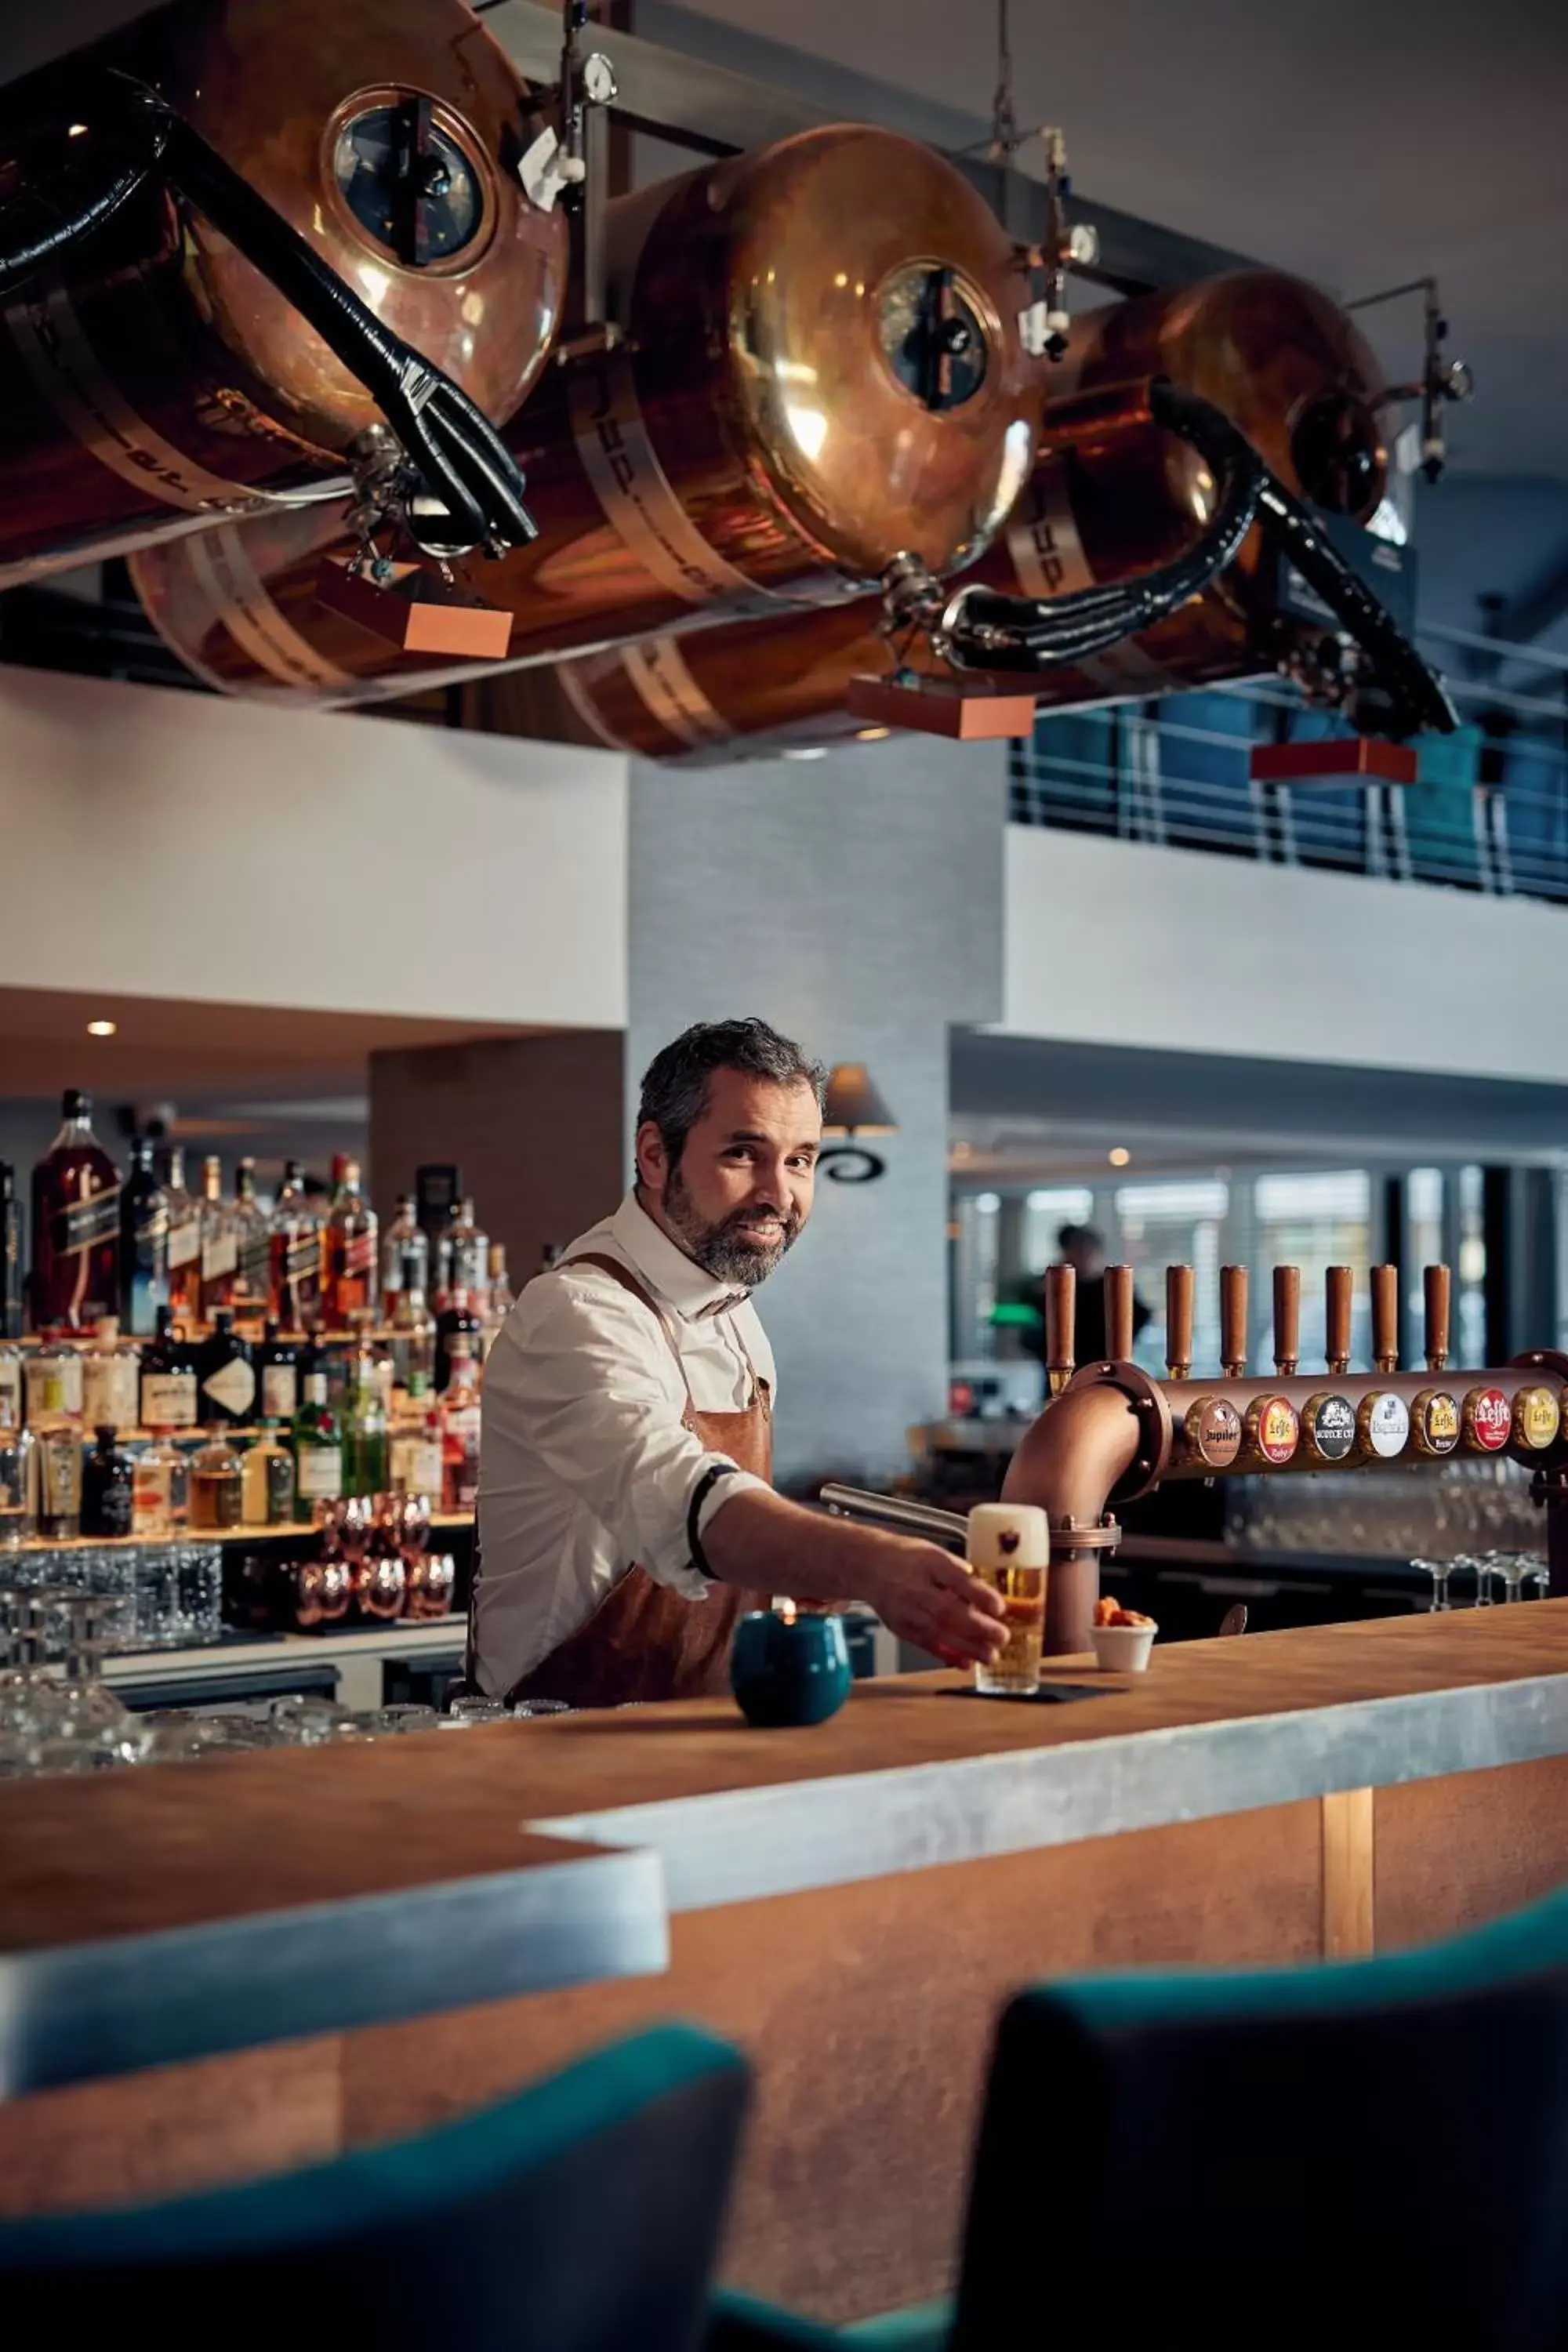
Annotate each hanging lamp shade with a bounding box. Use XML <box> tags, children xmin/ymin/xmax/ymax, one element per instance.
<box><xmin>822</xmin><ymin>1064</ymin><xmax>897</xmax><ymax>1137</ymax></box>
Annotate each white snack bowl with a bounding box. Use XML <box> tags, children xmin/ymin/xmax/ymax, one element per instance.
<box><xmin>1089</xmin><ymin>1620</ymin><xmax>1157</xmax><ymax>1674</ymax></box>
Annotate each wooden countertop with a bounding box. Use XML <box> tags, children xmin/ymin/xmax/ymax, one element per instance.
<box><xmin>2</xmin><ymin>1606</ymin><xmax>1565</xmax><ymax>2094</ymax></box>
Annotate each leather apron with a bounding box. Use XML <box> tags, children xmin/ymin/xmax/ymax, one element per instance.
<box><xmin>503</xmin><ymin>1254</ymin><xmax>773</xmax><ymax>1708</ymax></box>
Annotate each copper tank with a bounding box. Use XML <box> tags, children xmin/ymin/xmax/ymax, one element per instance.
<box><xmin>129</xmin><ymin>128</ymin><xmax>1041</xmax><ymax>701</ymax></box>
<box><xmin>0</xmin><ymin>0</ymin><xmax>567</xmax><ymax>581</ymax></box>
<box><xmin>457</xmin><ymin>269</ymin><xmax>1391</xmax><ymax>759</ymax></box>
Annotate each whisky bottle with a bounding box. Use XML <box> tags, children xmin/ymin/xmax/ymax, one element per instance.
<box><xmin>0</xmin><ymin>1393</ymin><xmax>37</xmax><ymax>1547</ymax></box>
<box><xmin>231</xmin><ymin>1158</ymin><xmax>271</xmax><ymax>1337</ymax></box>
<box><xmin>118</xmin><ymin>1138</ymin><xmax>170</xmax><ymax>1338</ymax></box>
<box><xmin>198</xmin><ymin>1155</ymin><xmax>238</xmax><ymax>1322</ymax></box>
<box><xmin>257</xmin><ymin>1319</ymin><xmax>300</xmax><ymax>1425</ymax></box>
<box><xmin>434</xmin><ymin>1283</ymin><xmax>482</xmax><ymax>1396</ymax></box>
<box><xmin>290</xmin><ymin>1370</ymin><xmax>343</xmax><ymax>1508</ymax></box>
<box><xmin>269</xmin><ymin>1160</ymin><xmax>325</xmax><ymax>1334</ymax></box>
<box><xmin>190</xmin><ymin>1435</ymin><xmax>243</xmax><ymax>1530</ymax></box>
<box><xmin>481</xmin><ymin>1242</ymin><xmax>515</xmax><ymax>1359</ymax></box>
<box><xmin>439</xmin><ymin>1335</ymin><xmax>482</xmax><ymax>1512</ymax></box>
<box><xmin>162</xmin><ymin>1146</ymin><xmax>203</xmax><ymax>1330</ymax></box>
<box><xmin>81</xmin><ymin>1425</ymin><xmax>134</xmax><ymax>1537</ymax></box>
<box><xmin>81</xmin><ymin>1316</ymin><xmax>139</xmax><ymax>1434</ymax></box>
<box><xmin>390</xmin><ymin>1251</ymin><xmax>435</xmax><ymax>1399</ymax></box>
<box><xmin>435</xmin><ymin>1196</ymin><xmax>488</xmax><ymax>1313</ymax></box>
<box><xmin>325</xmin><ymin>1160</ymin><xmax>378</xmax><ymax>1330</ymax></box>
<box><xmin>380</xmin><ymin>1195</ymin><xmax>430</xmax><ymax>1306</ymax></box>
<box><xmin>30</xmin><ymin>1089</ymin><xmax>121</xmax><ymax>1331</ymax></box>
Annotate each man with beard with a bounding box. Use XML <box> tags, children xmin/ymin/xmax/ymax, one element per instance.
<box><xmin>471</xmin><ymin>1018</ymin><xmax>1005</xmax><ymax>1707</ymax></box>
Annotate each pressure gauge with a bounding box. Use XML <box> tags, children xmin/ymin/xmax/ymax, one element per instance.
<box><xmin>583</xmin><ymin>53</ymin><xmax>619</xmax><ymax>107</ymax></box>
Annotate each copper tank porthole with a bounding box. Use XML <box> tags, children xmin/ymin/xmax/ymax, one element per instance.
<box><xmin>876</xmin><ymin>263</ymin><xmax>991</xmax><ymax>411</ymax></box>
<box><xmin>327</xmin><ymin>91</ymin><xmax>492</xmax><ymax>270</ymax></box>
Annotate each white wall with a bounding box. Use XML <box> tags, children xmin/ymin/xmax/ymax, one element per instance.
<box><xmin>0</xmin><ymin>666</ymin><xmax>629</xmax><ymax>1030</ymax></box>
<box><xmin>1003</xmin><ymin>826</ymin><xmax>1567</xmax><ymax>1086</ymax></box>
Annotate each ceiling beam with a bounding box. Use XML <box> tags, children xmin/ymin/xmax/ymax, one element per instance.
<box><xmin>477</xmin><ymin>0</ymin><xmax>1259</xmax><ymax>293</ymax></box>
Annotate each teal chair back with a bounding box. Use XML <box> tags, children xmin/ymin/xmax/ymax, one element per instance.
<box><xmin>0</xmin><ymin>2023</ymin><xmax>750</xmax><ymax>2352</ymax></box>
<box><xmin>951</xmin><ymin>1880</ymin><xmax>1568</xmax><ymax>2352</ymax></box>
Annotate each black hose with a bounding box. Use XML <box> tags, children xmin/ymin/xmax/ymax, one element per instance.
<box><xmin>943</xmin><ymin>382</ymin><xmax>1263</xmax><ymax>673</ymax></box>
<box><xmin>0</xmin><ymin>76</ymin><xmax>537</xmax><ymax>554</ymax></box>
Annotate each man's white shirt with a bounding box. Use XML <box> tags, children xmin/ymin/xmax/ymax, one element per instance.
<box><xmin>473</xmin><ymin>1190</ymin><xmax>775</xmax><ymax>1697</ymax></box>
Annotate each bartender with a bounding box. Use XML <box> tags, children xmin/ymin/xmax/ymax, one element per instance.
<box><xmin>471</xmin><ymin>1017</ymin><xmax>1005</xmax><ymax>1707</ymax></box>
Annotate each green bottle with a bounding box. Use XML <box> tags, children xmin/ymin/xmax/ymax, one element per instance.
<box><xmin>342</xmin><ymin>1354</ymin><xmax>389</xmax><ymax>1498</ymax></box>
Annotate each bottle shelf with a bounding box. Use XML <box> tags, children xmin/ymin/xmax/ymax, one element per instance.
<box><xmin>1</xmin><ymin>1512</ymin><xmax>474</xmax><ymax>1555</ymax></box>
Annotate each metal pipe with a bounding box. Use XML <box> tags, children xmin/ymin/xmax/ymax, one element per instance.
<box><xmin>1001</xmin><ymin>1377</ymin><xmax>1147</xmax><ymax>1653</ymax></box>
<box><xmin>818</xmin><ymin>1485</ymin><xmax>968</xmax><ymax>1545</ymax></box>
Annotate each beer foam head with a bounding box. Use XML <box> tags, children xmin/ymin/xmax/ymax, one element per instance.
<box><xmin>967</xmin><ymin>1502</ymin><xmax>1049</xmax><ymax>1570</ymax></box>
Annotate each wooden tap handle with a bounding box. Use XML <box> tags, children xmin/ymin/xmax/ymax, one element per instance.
<box><xmin>1272</xmin><ymin>1265</ymin><xmax>1301</xmax><ymax>1374</ymax></box>
<box><xmin>1324</xmin><ymin>1265</ymin><xmax>1353</xmax><ymax>1374</ymax></box>
<box><xmin>1424</xmin><ymin>1263</ymin><xmax>1451</xmax><ymax>1371</ymax></box>
<box><xmin>1165</xmin><ymin>1264</ymin><xmax>1194</xmax><ymax>1378</ymax></box>
<box><xmin>1370</xmin><ymin>1263</ymin><xmax>1399</xmax><ymax>1373</ymax></box>
<box><xmin>1044</xmin><ymin>1264</ymin><xmax>1076</xmax><ymax>1394</ymax></box>
<box><xmin>1219</xmin><ymin>1264</ymin><xmax>1248</xmax><ymax>1377</ymax></box>
<box><xmin>1104</xmin><ymin>1265</ymin><xmax>1134</xmax><ymax>1363</ymax></box>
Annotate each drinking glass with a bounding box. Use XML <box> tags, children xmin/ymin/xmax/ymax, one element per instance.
<box><xmin>0</xmin><ymin>1585</ymin><xmax>71</xmax><ymax>1774</ymax></box>
<box><xmin>442</xmin><ymin>1694</ymin><xmax>510</xmax><ymax>1726</ymax></box>
<box><xmin>355</xmin><ymin>1702</ymin><xmax>439</xmax><ymax>1737</ymax></box>
<box><xmin>267</xmin><ymin>1694</ymin><xmax>359</xmax><ymax>1745</ymax></box>
<box><xmin>1411</xmin><ymin>1556</ymin><xmax>1452</xmax><ymax>1613</ymax></box>
<box><xmin>512</xmin><ymin>1698</ymin><xmax>572</xmax><ymax>1719</ymax></box>
<box><xmin>1530</xmin><ymin>1559</ymin><xmax>1553</xmax><ymax>1602</ymax></box>
<box><xmin>29</xmin><ymin>1589</ymin><xmax>151</xmax><ymax>1773</ymax></box>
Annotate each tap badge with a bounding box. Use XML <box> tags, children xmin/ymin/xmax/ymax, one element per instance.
<box><xmin>1363</xmin><ymin>1391</ymin><xmax>1410</xmax><ymax>1459</ymax></box>
<box><xmin>1417</xmin><ymin>1392</ymin><xmax>1460</xmax><ymax>1454</ymax></box>
<box><xmin>1465</xmin><ymin>1386</ymin><xmax>1512</xmax><ymax>1453</ymax></box>
<box><xmin>1254</xmin><ymin>1396</ymin><xmax>1300</xmax><ymax>1465</ymax></box>
<box><xmin>1189</xmin><ymin>1396</ymin><xmax>1243</xmax><ymax>1469</ymax></box>
<box><xmin>1513</xmin><ymin>1386</ymin><xmax>1561</xmax><ymax>1451</ymax></box>
<box><xmin>1308</xmin><ymin>1395</ymin><xmax>1356</xmax><ymax>1461</ymax></box>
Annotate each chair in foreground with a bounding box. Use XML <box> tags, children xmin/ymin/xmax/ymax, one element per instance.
<box><xmin>0</xmin><ymin>2022</ymin><xmax>749</xmax><ymax>2352</ymax></box>
<box><xmin>712</xmin><ymin>1877</ymin><xmax>1568</xmax><ymax>2351</ymax></box>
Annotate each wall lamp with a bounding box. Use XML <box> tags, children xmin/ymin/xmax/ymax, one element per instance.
<box><xmin>818</xmin><ymin>1063</ymin><xmax>897</xmax><ymax>1184</ymax></box>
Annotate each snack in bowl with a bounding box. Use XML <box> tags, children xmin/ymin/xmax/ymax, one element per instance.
<box><xmin>1090</xmin><ymin>1595</ymin><xmax>1158</xmax><ymax>1673</ymax></box>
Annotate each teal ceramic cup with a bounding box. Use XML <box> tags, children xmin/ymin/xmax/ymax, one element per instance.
<box><xmin>730</xmin><ymin>1608</ymin><xmax>852</xmax><ymax>1727</ymax></box>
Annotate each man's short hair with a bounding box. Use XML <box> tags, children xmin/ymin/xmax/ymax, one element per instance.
<box><xmin>637</xmin><ymin>1019</ymin><xmax>827</xmax><ymax>1171</ymax></box>
<box><xmin>1058</xmin><ymin>1221</ymin><xmax>1105</xmax><ymax>1254</ymax></box>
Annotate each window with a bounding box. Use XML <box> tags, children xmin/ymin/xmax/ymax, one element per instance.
<box><xmin>1115</xmin><ymin>1180</ymin><xmax>1230</xmax><ymax>1371</ymax></box>
<box><xmin>1253</xmin><ymin>1171</ymin><xmax>1372</xmax><ymax>1368</ymax></box>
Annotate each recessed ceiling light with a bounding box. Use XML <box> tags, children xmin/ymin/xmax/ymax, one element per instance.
<box><xmin>1108</xmin><ymin>1145</ymin><xmax>1131</xmax><ymax>1167</ymax></box>
<box><xmin>86</xmin><ymin>1019</ymin><xmax>117</xmax><ymax>1038</ymax></box>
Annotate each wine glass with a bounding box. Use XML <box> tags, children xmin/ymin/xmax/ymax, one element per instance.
<box><xmin>1410</xmin><ymin>1556</ymin><xmax>1453</xmax><ymax>1614</ymax></box>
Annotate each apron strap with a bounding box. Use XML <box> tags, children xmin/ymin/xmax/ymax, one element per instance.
<box><xmin>561</xmin><ymin>1250</ymin><xmax>699</xmax><ymax>1418</ymax></box>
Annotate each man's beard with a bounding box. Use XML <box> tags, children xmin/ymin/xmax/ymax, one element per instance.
<box><xmin>660</xmin><ymin>1167</ymin><xmax>802</xmax><ymax>1288</ymax></box>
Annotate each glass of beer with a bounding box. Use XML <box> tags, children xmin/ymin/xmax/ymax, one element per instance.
<box><xmin>967</xmin><ymin>1503</ymin><xmax>1049</xmax><ymax>1695</ymax></box>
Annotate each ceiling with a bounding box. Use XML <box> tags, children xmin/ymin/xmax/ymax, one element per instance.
<box><xmin>654</xmin><ymin>0</ymin><xmax>1568</xmax><ymax>484</ymax></box>
<box><xmin>0</xmin><ymin>985</ymin><xmax>535</xmax><ymax>1108</ymax></box>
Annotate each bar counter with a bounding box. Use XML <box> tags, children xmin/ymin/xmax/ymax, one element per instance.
<box><xmin>3</xmin><ymin>1606</ymin><xmax>1567</xmax><ymax>2318</ymax></box>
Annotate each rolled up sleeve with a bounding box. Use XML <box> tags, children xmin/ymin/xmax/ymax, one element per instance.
<box><xmin>483</xmin><ymin>1279</ymin><xmax>769</xmax><ymax>1594</ymax></box>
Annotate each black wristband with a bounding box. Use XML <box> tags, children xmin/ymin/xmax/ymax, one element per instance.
<box><xmin>688</xmin><ymin>1461</ymin><xmax>739</xmax><ymax>1575</ymax></box>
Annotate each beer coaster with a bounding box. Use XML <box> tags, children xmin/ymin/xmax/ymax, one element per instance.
<box><xmin>946</xmin><ymin>1682</ymin><xmax>1112</xmax><ymax>1704</ymax></box>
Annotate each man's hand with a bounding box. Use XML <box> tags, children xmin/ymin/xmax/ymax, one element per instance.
<box><xmin>704</xmin><ymin>1489</ymin><xmax>1007</xmax><ymax>1668</ymax></box>
<box><xmin>853</xmin><ymin>1536</ymin><xmax>1007</xmax><ymax>1667</ymax></box>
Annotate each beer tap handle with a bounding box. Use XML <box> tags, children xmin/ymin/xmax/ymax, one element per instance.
<box><xmin>1370</xmin><ymin>1263</ymin><xmax>1399</xmax><ymax>1374</ymax></box>
<box><xmin>1424</xmin><ymin>1263</ymin><xmax>1450</xmax><ymax>1373</ymax></box>
<box><xmin>1105</xmin><ymin>1264</ymin><xmax>1135</xmax><ymax>1364</ymax></box>
<box><xmin>1272</xmin><ymin>1265</ymin><xmax>1301</xmax><ymax>1377</ymax></box>
<box><xmin>1220</xmin><ymin>1264</ymin><xmax>1248</xmax><ymax>1380</ymax></box>
<box><xmin>1325</xmin><ymin>1265</ymin><xmax>1352</xmax><ymax>1377</ymax></box>
<box><xmin>1044</xmin><ymin>1263</ymin><xmax>1076</xmax><ymax>1398</ymax></box>
<box><xmin>1166</xmin><ymin>1264</ymin><xmax>1194</xmax><ymax>1381</ymax></box>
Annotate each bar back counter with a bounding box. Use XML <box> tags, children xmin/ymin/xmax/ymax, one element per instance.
<box><xmin>2</xmin><ymin>1605</ymin><xmax>1566</xmax><ymax>2322</ymax></box>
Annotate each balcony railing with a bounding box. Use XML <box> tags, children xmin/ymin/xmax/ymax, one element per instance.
<box><xmin>1008</xmin><ymin>623</ymin><xmax>1568</xmax><ymax>905</ymax></box>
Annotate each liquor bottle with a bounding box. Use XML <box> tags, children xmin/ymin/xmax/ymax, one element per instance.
<box><xmin>380</xmin><ymin>1195</ymin><xmax>429</xmax><ymax>1306</ymax></box>
<box><xmin>434</xmin><ymin>1196</ymin><xmax>488</xmax><ymax>1312</ymax></box>
<box><xmin>0</xmin><ymin>1163</ymin><xmax>23</xmax><ymax>1339</ymax></box>
<box><xmin>342</xmin><ymin>1355</ymin><xmax>389</xmax><ymax>1497</ymax></box>
<box><xmin>415</xmin><ymin>1163</ymin><xmax>462</xmax><ymax>1268</ymax></box>
<box><xmin>131</xmin><ymin>1429</ymin><xmax>186</xmax><ymax>1536</ymax></box>
<box><xmin>269</xmin><ymin>1159</ymin><xmax>325</xmax><ymax>1334</ymax></box>
<box><xmin>0</xmin><ymin>1392</ymin><xmax>37</xmax><ymax>1547</ymax></box>
<box><xmin>325</xmin><ymin>1160</ymin><xmax>378</xmax><ymax>1330</ymax></box>
<box><xmin>162</xmin><ymin>1146</ymin><xmax>203</xmax><ymax>1330</ymax></box>
<box><xmin>0</xmin><ymin>1342</ymin><xmax>20</xmax><ymax>1431</ymax></box>
<box><xmin>198</xmin><ymin>1155</ymin><xmax>237</xmax><ymax>1322</ymax></box>
<box><xmin>257</xmin><ymin>1319</ymin><xmax>299</xmax><ymax>1425</ymax></box>
<box><xmin>240</xmin><ymin>1428</ymin><xmax>297</xmax><ymax>1526</ymax></box>
<box><xmin>231</xmin><ymin>1159</ymin><xmax>271</xmax><ymax>1336</ymax></box>
<box><xmin>30</xmin><ymin>1089</ymin><xmax>121</xmax><ymax>1331</ymax></box>
<box><xmin>390</xmin><ymin>1252</ymin><xmax>434</xmax><ymax>1400</ymax></box>
<box><xmin>481</xmin><ymin>1241</ymin><xmax>514</xmax><ymax>1359</ymax></box>
<box><xmin>290</xmin><ymin>1370</ymin><xmax>343</xmax><ymax>1509</ymax></box>
<box><xmin>118</xmin><ymin>1137</ymin><xmax>169</xmax><ymax>1338</ymax></box>
<box><xmin>190</xmin><ymin>1434</ymin><xmax>243</xmax><ymax>1530</ymax></box>
<box><xmin>24</xmin><ymin>1338</ymin><xmax>82</xmax><ymax>1429</ymax></box>
<box><xmin>81</xmin><ymin>1425</ymin><xmax>134</xmax><ymax>1537</ymax></box>
<box><xmin>439</xmin><ymin>1336</ymin><xmax>482</xmax><ymax>1512</ymax></box>
<box><xmin>434</xmin><ymin>1283</ymin><xmax>482</xmax><ymax>1396</ymax></box>
<box><xmin>140</xmin><ymin>1303</ymin><xmax>198</xmax><ymax>1432</ymax></box>
<box><xmin>197</xmin><ymin>1307</ymin><xmax>256</xmax><ymax>1428</ymax></box>
<box><xmin>390</xmin><ymin>1406</ymin><xmax>444</xmax><ymax>1500</ymax></box>
<box><xmin>81</xmin><ymin>1316</ymin><xmax>139</xmax><ymax>1434</ymax></box>
<box><xmin>34</xmin><ymin>1425</ymin><xmax>82</xmax><ymax>1540</ymax></box>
